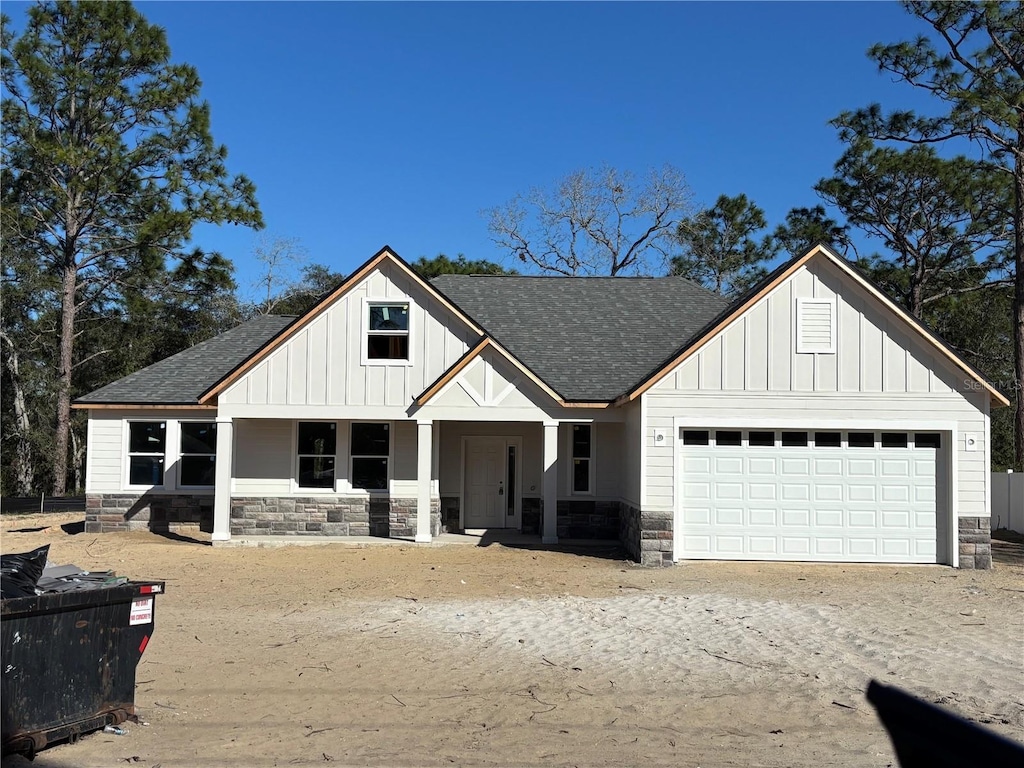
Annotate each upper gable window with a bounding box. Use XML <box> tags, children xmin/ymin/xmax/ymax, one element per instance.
<box><xmin>796</xmin><ymin>298</ymin><xmax>836</xmax><ymax>354</ymax></box>
<box><xmin>367</xmin><ymin>302</ymin><xmax>410</xmax><ymax>361</ymax></box>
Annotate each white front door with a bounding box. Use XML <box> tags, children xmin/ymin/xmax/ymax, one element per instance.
<box><xmin>464</xmin><ymin>436</ymin><xmax>516</xmax><ymax>529</ymax></box>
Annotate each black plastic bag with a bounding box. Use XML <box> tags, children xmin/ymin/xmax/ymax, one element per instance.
<box><xmin>1</xmin><ymin>544</ymin><xmax>50</xmax><ymax>599</ymax></box>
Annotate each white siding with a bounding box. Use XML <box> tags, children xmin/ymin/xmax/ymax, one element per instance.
<box><xmin>647</xmin><ymin>258</ymin><xmax>992</xmax><ymax>521</ymax></box>
<box><xmin>85</xmin><ymin>409</ymin><xmax>216</xmax><ymax>493</ymax></box>
<box><xmin>219</xmin><ymin>260</ymin><xmax>478</xmax><ymax>415</ymax></box>
<box><xmin>234</xmin><ymin>419</ymin><xmax>293</xmax><ymax>495</ymax></box>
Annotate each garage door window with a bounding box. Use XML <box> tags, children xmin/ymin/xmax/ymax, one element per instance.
<box><xmin>715</xmin><ymin>431</ymin><xmax>741</xmax><ymax>446</ymax></box>
<box><xmin>814</xmin><ymin>432</ymin><xmax>841</xmax><ymax>447</ymax></box>
<box><xmin>849</xmin><ymin>432</ymin><xmax>875</xmax><ymax>448</ymax></box>
<box><xmin>782</xmin><ymin>431</ymin><xmax>808</xmax><ymax>447</ymax></box>
<box><xmin>749</xmin><ymin>431</ymin><xmax>775</xmax><ymax>447</ymax></box>
<box><xmin>882</xmin><ymin>432</ymin><xmax>908</xmax><ymax>448</ymax></box>
<box><xmin>683</xmin><ymin>430</ymin><xmax>710</xmax><ymax>446</ymax></box>
<box><xmin>915</xmin><ymin>433</ymin><xmax>941</xmax><ymax>448</ymax></box>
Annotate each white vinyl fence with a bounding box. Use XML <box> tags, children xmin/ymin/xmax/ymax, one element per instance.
<box><xmin>990</xmin><ymin>471</ymin><xmax>1024</xmax><ymax>534</ymax></box>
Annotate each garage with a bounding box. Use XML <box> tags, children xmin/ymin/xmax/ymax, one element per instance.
<box><xmin>676</xmin><ymin>429</ymin><xmax>945</xmax><ymax>564</ymax></box>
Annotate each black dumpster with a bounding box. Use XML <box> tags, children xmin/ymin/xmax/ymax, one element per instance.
<box><xmin>1</xmin><ymin>580</ymin><xmax>165</xmax><ymax>758</ymax></box>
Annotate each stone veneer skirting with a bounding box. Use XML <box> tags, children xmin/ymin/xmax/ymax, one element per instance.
<box><xmin>85</xmin><ymin>493</ymin><xmax>212</xmax><ymax>533</ymax></box>
<box><xmin>230</xmin><ymin>497</ymin><xmax>441</xmax><ymax>538</ymax></box>
<box><xmin>957</xmin><ymin>516</ymin><xmax>992</xmax><ymax>569</ymax></box>
<box><xmin>618</xmin><ymin>502</ymin><xmax>673</xmax><ymax>567</ymax></box>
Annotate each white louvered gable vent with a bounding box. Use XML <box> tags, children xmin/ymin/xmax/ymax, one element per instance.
<box><xmin>796</xmin><ymin>298</ymin><xmax>836</xmax><ymax>354</ymax></box>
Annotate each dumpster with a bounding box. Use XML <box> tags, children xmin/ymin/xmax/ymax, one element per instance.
<box><xmin>1</xmin><ymin>578</ymin><xmax>165</xmax><ymax>758</ymax></box>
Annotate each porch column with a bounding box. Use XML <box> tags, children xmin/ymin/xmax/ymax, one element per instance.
<box><xmin>212</xmin><ymin>416</ymin><xmax>233</xmax><ymax>543</ymax></box>
<box><xmin>415</xmin><ymin>420</ymin><xmax>433</xmax><ymax>543</ymax></box>
<box><xmin>542</xmin><ymin>421</ymin><xmax>558</xmax><ymax>544</ymax></box>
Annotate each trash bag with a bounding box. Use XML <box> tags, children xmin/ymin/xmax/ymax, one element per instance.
<box><xmin>1</xmin><ymin>544</ymin><xmax>50</xmax><ymax>599</ymax></box>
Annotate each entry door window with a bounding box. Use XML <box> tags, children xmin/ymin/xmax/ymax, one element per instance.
<box><xmin>572</xmin><ymin>424</ymin><xmax>593</xmax><ymax>494</ymax></box>
<box><xmin>351</xmin><ymin>422</ymin><xmax>389</xmax><ymax>491</ymax></box>
<box><xmin>298</xmin><ymin>422</ymin><xmax>336</xmax><ymax>489</ymax></box>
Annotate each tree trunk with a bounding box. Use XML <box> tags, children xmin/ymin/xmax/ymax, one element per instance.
<box><xmin>0</xmin><ymin>333</ymin><xmax>36</xmax><ymax>495</ymax></box>
<box><xmin>1014</xmin><ymin>152</ymin><xmax>1024</xmax><ymax>472</ymax></box>
<box><xmin>52</xmin><ymin>263</ymin><xmax>77</xmax><ymax>496</ymax></box>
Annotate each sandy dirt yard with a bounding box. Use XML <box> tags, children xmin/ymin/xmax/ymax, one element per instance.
<box><xmin>2</xmin><ymin>514</ymin><xmax>1023</xmax><ymax>768</ymax></box>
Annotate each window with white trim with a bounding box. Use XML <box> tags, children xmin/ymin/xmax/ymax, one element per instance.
<box><xmin>351</xmin><ymin>422</ymin><xmax>389</xmax><ymax>491</ymax></box>
<box><xmin>367</xmin><ymin>303</ymin><xmax>409</xmax><ymax>360</ymax></box>
<box><xmin>571</xmin><ymin>424</ymin><xmax>593</xmax><ymax>494</ymax></box>
<box><xmin>297</xmin><ymin>422</ymin><xmax>336</xmax><ymax>489</ymax></box>
<box><xmin>796</xmin><ymin>298</ymin><xmax>836</xmax><ymax>354</ymax></box>
<box><xmin>128</xmin><ymin>421</ymin><xmax>166</xmax><ymax>486</ymax></box>
<box><xmin>180</xmin><ymin>422</ymin><xmax>217</xmax><ymax>486</ymax></box>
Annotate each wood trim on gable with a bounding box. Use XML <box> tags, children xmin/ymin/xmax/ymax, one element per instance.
<box><xmin>618</xmin><ymin>244</ymin><xmax>1010</xmax><ymax>408</ymax></box>
<box><xmin>415</xmin><ymin>336</ymin><xmax>565</xmax><ymax>407</ymax></box>
<box><xmin>197</xmin><ymin>246</ymin><xmax>485</xmax><ymax>405</ymax></box>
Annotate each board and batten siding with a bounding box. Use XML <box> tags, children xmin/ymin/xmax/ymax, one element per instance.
<box><xmin>644</xmin><ymin>258</ymin><xmax>991</xmax><ymax>519</ymax></box>
<box><xmin>218</xmin><ymin>260</ymin><xmax>479</xmax><ymax>415</ymax></box>
<box><xmin>85</xmin><ymin>408</ymin><xmax>216</xmax><ymax>493</ymax></box>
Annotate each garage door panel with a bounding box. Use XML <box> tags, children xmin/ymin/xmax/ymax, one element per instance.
<box><xmin>678</xmin><ymin>432</ymin><xmax>940</xmax><ymax>564</ymax></box>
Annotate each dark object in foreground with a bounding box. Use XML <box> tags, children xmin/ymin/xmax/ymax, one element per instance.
<box><xmin>0</xmin><ymin>545</ymin><xmax>50</xmax><ymax>599</ymax></box>
<box><xmin>867</xmin><ymin>679</ymin><xmax>1024</xmax><ymax>768</ymax></box>
<box><xmin>1</xmin><ymin>580</ymin><xmax>165</xmax><ymax>759</ymax></box>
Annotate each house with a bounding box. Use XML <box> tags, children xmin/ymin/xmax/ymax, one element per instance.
<box><xmin>75</xmin><ymin>244</ymin><xmax>1007</xmax><ymax>568</ymax></box>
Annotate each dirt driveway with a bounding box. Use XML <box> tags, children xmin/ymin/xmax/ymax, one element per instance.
<box><xmin>2</xmin><ymin>514</ymin><xmax>1023</xmax><ymax>768</ymax></box>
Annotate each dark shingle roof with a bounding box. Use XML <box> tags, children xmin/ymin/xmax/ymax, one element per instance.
<box><xmin>432</xmin><ymin>275</ymin><xmax>728</xmax><ymax>401</ymax></box>
<box><xmin>76</xmin><ymin>315</ymin><xmax>295</xmax><ymax>404</ymax></box>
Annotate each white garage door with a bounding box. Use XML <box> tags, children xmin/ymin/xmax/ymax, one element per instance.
<box><xmin>677</xmin><ymin>429</ymin><xmax>941</xmax><ymax>564</ymax></box>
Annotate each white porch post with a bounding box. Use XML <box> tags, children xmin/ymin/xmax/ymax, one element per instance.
<box><xmin>416</xmin><ymin>420</ymin><xmax>433</xmax><ymax>543</ymax></box>
<box><xmin>542</xmin><ymin>421</ymin><xmax>559</xmax><ymax>544</ymax></box>
<box><xmin>212</xmin><ymin>416</ymin><xmax>233</xmax><ymax>543</ymax></box>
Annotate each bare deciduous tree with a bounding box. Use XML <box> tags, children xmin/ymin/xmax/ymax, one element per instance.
<box><xmin>486</xmin><ymin>165</ymin><xmax>693</xmax><ymax>276</ymax></box>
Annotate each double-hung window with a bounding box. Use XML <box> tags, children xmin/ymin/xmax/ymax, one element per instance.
<box><xmin>128</xmin><ymin>421</ymin><xmax>166</xmax><ymax>486</ymax></box>
<box><xmin>351</xmin><ymin>423</ymin><xmax>389</xmax><ymax>491</ymax></box>
<box><xmin>367</xmin><ymin>303</ymin><xmax>409</xmax><ymax>361</ymax></box>
<box><xmin>180</xmin><ymin>422</ymin><xmax>217</xmax><ymax>486</ymax></box>
<box><xmin>298</xmin><ymin>422</ymin><xmax>336</xmax><ymax>489</ymax></box>
<box><xmin>571</xmin><ymin>424</ymin><xmax>593</xmax><ymax>494</ymax></box>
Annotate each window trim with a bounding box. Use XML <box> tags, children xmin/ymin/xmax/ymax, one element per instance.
<box><xmin>125</xmin><ymin>420</ymin><xmax>167</xmax><ymax>490</ymax></box>
<box><xmin>177</xmin><ymin>420</ymin><xmax>218</xmax><ymax>489</ymax></box>
<box><xmin>361</xmin><ymin>297</ymin><xmax>414</xmax><ymax>367</ymax></box>
<box><xmin>568</xmin><ymin>423</ymin><xmax>595</xmax><ymax>496</ymax></box>
<box><xmin>295</xmin><ymin>420</ymin><xmax>339</xmax><ymax>492</ymax></box>
<box><xmin>795</xmin><ymin>297</ymin><xmax>837</xmax><ymax>354</ymax></box>
<box><xmin>349</xmin><ymin>420</ymin><xmax>392</xmax><ymax>494</ymax></box>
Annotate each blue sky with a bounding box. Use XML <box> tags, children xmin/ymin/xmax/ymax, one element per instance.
<box><xmin>6</xmin><ymin>1</ymin><xmax>944</xmax><ymax>296</ymax></box>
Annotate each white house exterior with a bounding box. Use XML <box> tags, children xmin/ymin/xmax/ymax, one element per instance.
<box><xmin>77</xmin><ymin>245</ymin><xmax>1006</xmax><ymax>568</ymax></box>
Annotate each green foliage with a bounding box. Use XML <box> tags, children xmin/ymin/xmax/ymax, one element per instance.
<box><xmin>1</xmin><ymin>1</ymin><xmax>262</xmax><ymax>493</ymax></box>
<box><xmin>817</xmin><ymin>140</ymin><xmax>1012</xmax><ymax>316</ymax></box>
<box><xmin>411</xmin><ymin>254</ymin><xmax>515</xmax><ymax>280</ymax></box>
<box><xmin>772</xmin><ymin>206</ymin><xmax>853</xmax><ymax>258</ymax></box>
<box><xmin>672</xmin><ymin>194</ymin><xmax>779</xmax><ymax>297</ymax></box>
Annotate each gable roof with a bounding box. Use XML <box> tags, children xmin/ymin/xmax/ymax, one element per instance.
<box><xmin>619</xmin><ymin>243</ymin><xmax>1010</xmax><ymax>408</ymax></box>
<box><xmin>197</xmin><ymin>246</ymin><xmax>484</xmax><ymax>404</ymax></box>
<box><xmin>74</xmin><ymin>314</ymin><xmax>295</xmax><ymax>406</ymax></box>
<box><xmin>431</xmin><ymin>274</ymin><xmax>728</xmax><ymax>401</ymax></box>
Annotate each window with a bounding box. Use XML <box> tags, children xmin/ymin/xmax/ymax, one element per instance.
<box><xmin>848</xmin><ymin>432</ymin><xmax>875</xmax><ymax>448</ymax></box>
<box><xmin>298</xmin><ymin>422</ymin><xmax>336</xmax><ymax>489</ymax></box>
<box><xmin>128</xmin><ymin>421</ymin><xmax>166</xmax><ymax>486</ymax></box>
<box><xmin>367</xmin><ymin>303</ymin><xmax>409</xmax><ymax>360</ymax></box>
<box><xmin>749</xmin><ymin>431</ymin><xmax>775</xmax><ymax>447</ymax></box>
<box><xmin>796</xmin><ymin>298</ymin><xmax>836</xmax><ymax>354</ymax></box>
<box><xmin>814</xmin><ymin>432</ymin><xmax>842</xmax><ymax>447</ymax></box>
<box><xmin>351</xmin><ymin>422</ymin><xmax>389</xmax><ymax>491</ymax></box>
<box><xmin>180</xmin><ymin>422</ymin><xmax>217</xmax><ymax>486</ymax></box>
<box><xmin>881</xmin><ymin>432</ymin><xmax>908</xmax><ymax>448</ymax></box>
<box><xmin>571</xmin><ymin>424</ymin><xmax>592</xmax><ymax>494</ymax></box>
<box><xmin>683</xmin><ymin>430</ymin><xmax>710</xmax><ymax>446</ymax></box>
<box><xmin>915</xmin><ymin>433</ymin><xmax>941</xmax><ymax>449</ymax></box>
<box><xmin>715</xmin><ymin>430</ymin><xmax>742</xmax><ymax>446</ymax></box>
<box><xmin>782</xmin><ymin>431</ymin><xmax>808</xmax><ymax>447</ymax></box>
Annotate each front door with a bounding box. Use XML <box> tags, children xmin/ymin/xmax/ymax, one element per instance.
<box><xmin>463</xmin><ymin>436</ymin><xmax>519</xmax><ymax>529</ymax></box>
